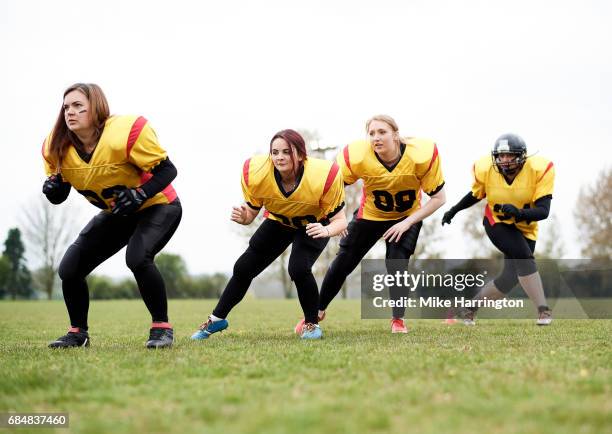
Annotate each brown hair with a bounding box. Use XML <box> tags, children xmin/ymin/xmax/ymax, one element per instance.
<box><xmin>269</xmin><ymin>129</ymin><xmax>308</xmax><ymax>178</ymax></box>
<box><xmin>48</xmin><ymin>83</ymin><xmax>110</xmax><ymax>171</ymax></box>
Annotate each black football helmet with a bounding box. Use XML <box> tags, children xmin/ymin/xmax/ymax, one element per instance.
<box><xmin>491</xmin><ymin>133</ymin><xmax>527</xmax><ymax>175</ymax></box>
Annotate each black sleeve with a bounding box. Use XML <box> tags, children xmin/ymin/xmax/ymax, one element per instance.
<box><xmin>449</xmin><ymin>191</ymin><xmax>481</xmax><ymax>215</ymax></box>
<box><xmin>45</xmin><ymin>182</ymin><xmax>71</xmax><ymax>205</ymax></box>
<box><xmin>426</xmin><ymin>181</ymin><xmax>445</xmax><ymax>197</ymax></box>
<box><xmin>517</xmin><ymin>195</ymin><xmax>552</xmax><ymax>222</ymax></box>
<box><xmin>139</xmin><ymin>158</ymin><xmax>177</xmax><ymax>198</ymax></box>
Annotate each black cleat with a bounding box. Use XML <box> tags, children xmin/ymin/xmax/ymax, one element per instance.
<box><xmin>48</xmin><ymin>328</ymin><xmax>90</xmax><ymax>348</ymax></box>
<box><xmin>456</xmin><ymin>307</ymin><xmax>477</xmax><ymax>326</ymax></box>
<box><xmin>536</xmin><ymin>305</ymin><xmax>553</xmax><ymax>326</ymax></box>
<box><xmin>146</xmin><ymin>327</ymin><xmax>173</xmax><ymax>349</ymax></box>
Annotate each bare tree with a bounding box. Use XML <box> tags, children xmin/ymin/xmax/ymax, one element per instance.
<box><xmin>232</xmin><ymin>208</ymin><xmax>294</xmax><ymax>298</ymax></box>
<box><xmin>21</xmin><ymin>196</ymin><xmax>78</xmax><ymax>299</ymax></box>
<box><xmin>460</xmin><ymin>203</ymin><xmax>499</xmax><ymax>259</ymax></box>
<box><xmin>537</xmin><ymin>213</ymin><xmax>566</xmax><ymax>259</ymax></box>
<box><xmin>304</xmin><ymin>132</ymin><xmax>366</xmax><ymax>299</ymax></box>
<box><xmin>574</xmin><ymin>167</ymin><xmax>612</xmax><ymax>259</ymax></box>
<box><xmin>414</xmin><ymin>213</ymin><xmax>443</xmax><ymax>259</ymax></box>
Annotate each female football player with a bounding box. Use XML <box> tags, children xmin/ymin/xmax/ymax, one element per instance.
<box><xmin>42</xmin><ymin>83</ymin><xmax>181</xmax><ymax>349</ymax></box>
<box><xmin>441</xmin><ymin>133</ymin><xmax>554</xmax><ymax>325</ymax></box>
<box><xmin>191</xmin><ymin>129</ymin><xmax>347</xmax><ymax>340</ymax></box>
<box><xmin>296</xmin><ymin>114</ymin><xmax>447</xmax><ymax>334</ymax></box>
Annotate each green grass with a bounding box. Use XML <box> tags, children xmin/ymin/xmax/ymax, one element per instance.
<box><xmin>0</xmin><ymin>299</ymin><xmax>610</xmax><ymax>434</ymax></box>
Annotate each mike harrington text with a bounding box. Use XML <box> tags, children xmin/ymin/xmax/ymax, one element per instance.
<box><xmin>371</xmin><ymin>297</ymin><xmax>524</xmax><ymax>310</ymax></box>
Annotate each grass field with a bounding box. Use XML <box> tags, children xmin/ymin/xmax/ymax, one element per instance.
<box><xmin>0</xmin><ymin>299</ymin><xmax>610</xmax><ymax>434</ymax></box>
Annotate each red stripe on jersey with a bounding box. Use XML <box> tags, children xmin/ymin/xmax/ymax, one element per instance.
<box><xmin>425</xmin><ymin>144</ymin><xmax>439</xmax><ymax>173</ymax></box>
<box><xmin>343</xmin><ymin>146</ymin><xmax>352</xmax><ymax>172</ymax></box>
<box><xmin>322</xmin><ymin>162</ymin><xmax>340</xmax><ymax>195</ymax></box>
<box><xmin>126</xmin><ymin>116</ymin><xmax>148</xmax><ymax>159</ymax></box>
<box><xmin>484</xmin><ymin>204</ymin><xmax>496</xmax><ymax>226</ymax></box>
<box><xmin>537</xmin><ymin>162</ymin><xmax>554</xmax><ymax>182</ymax></box>
<box><xmin>243</xmin><ymin>159</ymin><xmax>251</xmax><ymax>187</ymax></box>
<box><xmin>263</xmin><ymin>209</ymin><xmax>270</xmax><ymax>219</ymax></box>
<box><xmin>140</xmin><ymin>172</ymin><xmax>178</xmax><ymax>203</ymax></box>
<box><xmin>357</xmin><ymin>187</ymin><xmax>366</xmax><ymax>219</ymax></box>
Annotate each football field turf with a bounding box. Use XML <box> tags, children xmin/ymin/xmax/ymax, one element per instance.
<box><xmin>1</xmin><ymin>299</ymin><xmax>610</xmax><ymax>434</ymax></box>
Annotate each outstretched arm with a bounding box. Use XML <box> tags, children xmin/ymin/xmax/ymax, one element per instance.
<box><xmin>441</xmin><ymin>191</ymin><xmax>481</xmax><ymax>225</ymax></box>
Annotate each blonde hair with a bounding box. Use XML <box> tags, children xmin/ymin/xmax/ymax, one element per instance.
<box><xmin>365</xmin><ymin>114</ymin><xmax>402</xmax><ymax>146</ymax></box>
<box><xmin>365</xmin><ymin>114</ymin><xmax>399</xmax><ymax>133</ymax></box>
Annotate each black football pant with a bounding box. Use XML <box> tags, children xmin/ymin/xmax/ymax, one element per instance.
<box><xmin>58</xmin><ymin>201</ymin><xmax>182</xmax><ymax>330</ymax></box>
<box><xmin>213</xmin><ymin>219</ymin><xmax>328</xmax><ymax>324</ymax></box>
<box><xmin>484</xmin><ymin>218</ymin><xmax>537</xmax><ymax>294</ymax></box>
<box><xmin>318</xmin><ymin>215</ymin><xmax>422</xmax><ymax>318</ymax></box>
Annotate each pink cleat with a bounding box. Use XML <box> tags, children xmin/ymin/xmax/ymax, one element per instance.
<box><xmin>391</xmin><ymin>318</ymin><xmax>408</xmax><ymax>333</ymax></box>
<box><xmin>443</xmin><ymin>309</ymin><xmax>458</xmax><ymax>324</ymax></box>
<box><xmin>294</xmin><ymin>311</ymin><xmax>326</xmax><ymax>334</ymax></box>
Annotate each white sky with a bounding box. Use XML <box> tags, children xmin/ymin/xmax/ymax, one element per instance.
<box><xmin>1</xmin><ymin>0</ymin><xmax>611</xmax><ymax>277</ymax></box>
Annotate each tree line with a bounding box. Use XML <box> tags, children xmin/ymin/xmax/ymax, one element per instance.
<box><xmin>0</xmin><ymin>227</ymin><xmax>227</xmax><ymax>300</ymax></box>
<box><xmin>1</xmin><ymin>144</ymin><xmax>609</xmax><ymax>300</ymax></box>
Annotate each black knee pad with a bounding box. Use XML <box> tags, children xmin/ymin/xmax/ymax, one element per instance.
<box><xmin>493</xmin><ymin>275</ymin><xmax>518</xmax><ymax>294</ymax></box>
<box><xmin>493</xmin><ymin>258</ymin><xmax>520</xmax><ymax>294</ymax></box>
<box><xmin>515</xmin><ymin>258</ymin><xmax>537</xmax><ymax>276</ymax></box>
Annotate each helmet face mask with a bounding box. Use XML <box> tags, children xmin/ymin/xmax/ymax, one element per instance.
<box><xmin>491</xmin><ymin>134</ymin><xmax>527</xmax><ymax>176</ymax></box>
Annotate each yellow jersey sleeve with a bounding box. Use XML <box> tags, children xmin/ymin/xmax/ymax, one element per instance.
<box><xmin>127</xmin><ymin>118</ymin><xmax>168</xmax><ymax>172</ymax></box>
<box><xmin>413</xmin><ymin>141</ymin><xmax>444</xmax><ymax>195</ymax></box>
<box><xmin>319</xmin><ymin>162</ymin><xmax>345</xmax><ymax>216</ymax></box>
<box><xmin>41</xmin><ymin>136</ymin><xmax>56</xmax><ymax>177</ymax></box>
<box><xmin>471</xmin><ymin>156</ymin><xmax>490</xmax><ymax>200</ymax></box>
<box><xmin>533</xmin><ymin>160</ymin><xmax>555</xmax><ymax>201</ymax></box>
<box><xmin>241</xmin><ymin>158</ymin><xmax>264</xmax><ymax>210</ymax></box>
<box><xmin>336</xmin><ymin>144</ymin><xmax>360</xmax><ymax>185</ymax></box>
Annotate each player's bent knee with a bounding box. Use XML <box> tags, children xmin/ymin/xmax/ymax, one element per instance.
<box><xmin>493</xmin><ymin>276</ymin><xmax>518</xmax><ymax>294</ymax></box>
<box><xmin>515</xmin><ymin>258</ymin><xmax>537</xmax><ymax>277</ymax></box>
<box><xmin>58</xmin><ymin>245</ymin><xmax>83</xmax><ymax>281</ymax></box>
<box><xmin>125</xmin><ymin>252</ymin><xmax>153</xmax><ymax>272</ymax></box>
<box><xmin>288</xmin><ymin>264</ymin><xmax>313</xmax><ymax>282</ymax></box>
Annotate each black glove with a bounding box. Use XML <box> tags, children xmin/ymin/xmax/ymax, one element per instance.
<box><xmin>112</xmin><ymin>187</ymin><xmax>147</xmax><ymax>215</ymax></box>
<box><xmin>500</xmin><ymin>204</ymin><xmax>522</xmax><ymax>219</ymax></box>
<box><xmin>42</xmin><ymin>174</ymin><xmax>63</xmax><ymax>195</ymax></box>
<box><xmin>441</xmin><ymin>209</ymin><xmax>456</xmax><ymax>225</ymax></box>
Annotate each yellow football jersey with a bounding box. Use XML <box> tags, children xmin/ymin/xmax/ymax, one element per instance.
<box><xmin>337</xmin><ymin>138</ymin><xmax>444</xmax><ymax>221</ymax></box>
<box><xmin>471</xmin><ymin>155</ymin><xmax>555</xmax><ymax>240</ymax></box>
<box><xmin>42</xmin><ymin>115</ymin><xmax>177</xmax><ymax>211</ymax></box>
<box><xmin>241</xmin><ymin>155</ymin><xmax>345</xmax><ymax>228</ymax></box>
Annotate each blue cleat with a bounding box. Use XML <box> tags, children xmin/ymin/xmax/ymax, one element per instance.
<box><xmin>191</xmin><ymin>317</ymin><xmax>228</xmax><ymax>340</ymax></box>
<box><xmin>300</xmin><ymin>323</ymin><xmax>322</xmax><ymax>340</ymax></box>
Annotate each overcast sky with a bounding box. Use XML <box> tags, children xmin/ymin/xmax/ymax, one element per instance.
<box><xmin>2</xmin><ymin>0</ymin><xmax>611</xmax><ymax>277</ymax></box>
